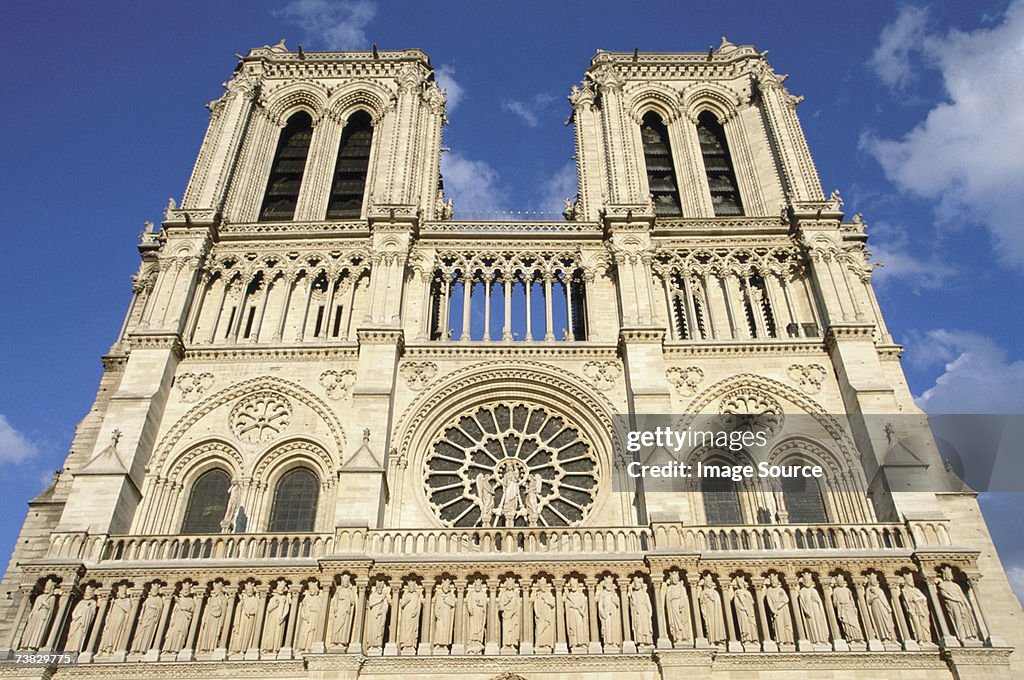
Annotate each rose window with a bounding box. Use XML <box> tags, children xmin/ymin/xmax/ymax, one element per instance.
<box><xmin>230</xmin><ymin>392</ymin><xmax>292</xmax><ymax>443</ymax></box>
<box><xmin>424</xmin><ymin>403</ymin><xmax>599</xmax><ymax>528</ymax></box>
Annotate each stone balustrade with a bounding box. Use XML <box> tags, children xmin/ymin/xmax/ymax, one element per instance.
<box><xmin>652</xmin><ymin>522</ymin><xmax>912</xmax><ymax>553</ymax></box>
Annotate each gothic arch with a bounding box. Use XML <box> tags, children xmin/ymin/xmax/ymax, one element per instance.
<box><xmin>326</xmin><ymin>82</ymin><xmax>392</xmax><ymax>124</ymax></box>
<box><xmin>165</xmin><ymin>438</ymin><xmax>244</xmax><ymax>484</ymax></box>
<box><xmin>263</xmin><ymin>82</ymin><xmax>329</xmax><ymax>125</ymax></box>
<box><xmin>680</xmin><ymin>83</ymin><xmax>743</xmax><ymax>123</ymax></box>
<box><xmin>626</xmin><ymin>84</ymin><xmax>683</xmax><ymax>124</ymax></box>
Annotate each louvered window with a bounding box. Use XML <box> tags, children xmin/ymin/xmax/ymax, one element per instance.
<box><xmin>181</xmin><ymin>468</ymin><xmax>230</xmax><ymax>534</ymax></box>
<box><xmin>259</xmin><ymin>111</ymin><xmax>313</xmax><ymax>221</ymax></box>
<box><xmin>696</xmin><ymin>111</ymin><xmax>743</xmax><ymax>216</ymax></box>
<box><xmin>327</xmin><ymin>111</ymin><xmax>373</xmax><ymax>219</ymax></box>
<box><xmin>640</xmin><ymin>112</ymin><xmax>682</xmax><ymax>216</ymax></box>
<box><xmin>267</xmin><ymin>467</ymin><xmax>319</xmax><ymax>532</ymax></box>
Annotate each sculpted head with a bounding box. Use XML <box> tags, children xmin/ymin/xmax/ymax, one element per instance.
<box><xmin>116</xmin><ymin>584</ymin><xmax>128</xmax><ymax>597</ymax></box>
<box><xmin>702</xmin><ymin>574</ymin><xmax>715</xmax><ymax>587</ymax></box>
<box><xmin>769</xmin><ymin>573</ymin><xmax>781</xmax><ymax>587</ymax></box>
<box><xmin>275</xmin><ymin>580</ymin><xmax>287</xmax><ymax>594</ymax></box>
<box><xmin>867</xmin><ymin>573</ymin><xmax>879</xmax><ymax>586</ymax></box>
<box><xmin>308</xmin><ymin>580</ymin><xmax>320</xmax><ymax>595</ymax></box>
<box><xmin>181</xmin><ymin>582</ymin><xmax>193</xmax><ymax>596</ymax></box>
<box><xmin>149</xmin><ymin>582</ymin><xmax>161</xmax><ymax>596</ymax></box>
<box><xmin>668</xmin><ymin>570</ymin><xmax>681</xmax><ymax>584</ymax></box>
<box><xmin>339</xmin><ymin>574</ymin><xmax>351</xmax><ymax>587</ymax></box>
<box><xmin>83</xmin><ymin>584</ymin><xmax>96</xmax><ymax>599</ymax></box>
<box><xmin>902</xmin><ymin>573</ymin><xmax>916</xmax><ymax>587</ymax></box>
<box><xmin>244</xmin><ymin>582</ymin><xmax>255</xmax><ymax>595</ymax></box>
<box><xmin>801</xmin><ymin>573</ymin><xmax>815</xmax><ymax>587</ymax></box>
<box><xmin>42</xmin><ymin>579</ymin><xmax>55</xmax><ymax>593</ymax></box>
<box><xmin>632</xmin><ymin>576</ymin><xmax>645</xmax><ymax>590</ymax></box>
<box><xmin>212</xmin><ymin>581</ymin><xmax>224</xmax><ymax>594</ymax></box>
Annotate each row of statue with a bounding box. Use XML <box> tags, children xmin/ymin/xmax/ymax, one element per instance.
<box><xmin>11</xmin><ymin>566</ymin><xmax>987</xmax><ymax>660</ymax></box>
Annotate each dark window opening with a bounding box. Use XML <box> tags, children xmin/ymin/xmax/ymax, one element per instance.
<box><xmin>781</xmin><ymin>461</ymin><xmax>828</xmax><ymax>523</ymax></box>
<box><xmin>702</xmin><ymin>474</ymin><xmax>742</xmax><ymax>525</ymax></box>
<box><xmin>313</xmin><ymin>306</ymin><xmax>324</xmax><ymax>337</ymax></box>
<box><xmin>268</xmin><ymin>467</ymin><xmax>319</xmax><ymax>533</ymax></box>
<box><xmin>697</xmin><ymin>111</ymin><xmax>743</xmax><ymax>216</ymax></box>
<box><xmin>640</xmin><ymin>112</ymin><xmax>682</xmax><ymax>216</ymax></box>
<box><xmin>259</xmin><ymin>111</ymin><xmax>314</xmax><ymax>221</ymax></box>
<box><xmin>242</xmin><ymin>307</ymin><xmax>256</xmax><ymax>338</ymax></box>
<box><xmin>332</xmin><ymin>305</ymin><xmax>343</xmax><ymax>337</ymax></box>
<box><xmin>327</xmin><ymin>111</ymin><xmax>373</xmax><ymax>219</ymax></box>
<box><xmin>224</xmin><ymin>307</ymin><xmax>236</xmax><ymax>338</ymax></box>
<box><xmin>181</xmin><ymin>468</ymin><xmax>231</xmax><ymax>534</ymax></box>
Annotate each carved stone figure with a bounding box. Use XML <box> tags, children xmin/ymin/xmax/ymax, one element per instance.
<box><xmin>524</xmin><ymin>473</ymin><xmax>543</xmax><ymax>526</ymax></box>
<box><xmin>628</xmin><ymin>576</ymin><xmax>653</xmax><ymax>646</ymax></box>
<box><xmin>564</xmin><ymin>577</ymin><xmax>589</xmax><ymax>652</ymax></box>
<box><xmin>798</xmin><ymin>573</ymin><xmax>829</xmax><ymax>644</ymax></box>
<box><xmin>163</xmin><ymin>583</ymin><xmax>195</xmax><ymax>653</ymax></box>
<box><xmin>220</xmin><ymin>478</ymin><xmax>241</xmax><ymax>533</ymax></box>
<box><xmin>232</xmin><ymin>582</ymin><xmax>260</xmax><ymax>653</ymax></box>
<box><xmin>20</xmin><ymin>578</ymin><xmax>57</xmax><ymax>650</ymax></box>
<box><xmin>130</xmin><ymin>583</ymin><xmax>164</xmax><ymax>653</ymax></box>
<box><xmin>731</xmin><ymin>577</ymin><xmax>757</xmax><ymax>643</ymax></box>
<box><xmin>397</xmin><ymin>581</ymin><xmax>422</xmax><ymax>653</ymax></box>
<box><xmin>663</xmin><ymin>570</ymin><xmax>691</xmax><ymax>643</ymax></box>
<box><xmin>597</xmin><ymin>575</ymin><xmax>622</xmax><ymax>648</ymax></box>
<box><xmin>865</xmin><ymin>573</ymin><xmax>895</xmax><ymax>641</ymax></box>
<box><xmin>432</xmin><ymin>578</ymin><xmax>456</xmax><ymax>652</ymax></box>
<box><xmin>295</xmin><ymin>580</ymin><xmax>326</xmax><ymax>652</ymax></box>
<box><xmin>465</xmin><ymin>579</ymin><xmax>487</xmax><ymax>654</ymax></box>
<box><xmin>765</xmin><ymin>574</ymin><xmax>794</xmax><ymax>644</ymax></box>
<box><xmin>99</xmin><ymin>585</ymin><xmax>131</xmax><ymax>654</ymax></box>
<box><xmin>698</xmin><ymin>574</ymin><xmax>726</xmax><ymax>645</ymax></box>
<box><xmin>198</xmin><ymin>582</ymin><xmax>227</xmax><ymax>652</ymax></box>
<box><xmin>533</xmin><ymin>578</ymin><xmax>555</xmax><ymax>652</ymax></box>
<box><xmin>500</xmin><ymin>465</ymin><xmax>522</xmax><ymax>526</ymax></box>
<box><xmin>260</xmin><ymin>581</ymin><xmax>290</xmax><ymax>653</ymax></box>
<box><xmin>901</xmin><ymin>574</ymin><xmax>932</xmax><ymax>643</ymax></box>
<box><xmin>163</xmin><ymin>197</ymin><xmax>177</xmax><ymax>220</ymax></box>
<box><xmin>498</xmin><ymin>578</ymin><xmax>521</xmax><ymax>652</ymax></box>
<box><xmin>65</xmin><ymin>585</ymin><xmax>97</xmax><ymax>652</ymax></box>
<box><xmin>830</xmin><ymin>576</ymin><xmax>863</xmax><ymax>642</ymax></box>
<box><xmin>937</xmin><ymin>567</ymin><xmax>978</xmax><ymax>641</ymax></box>
<box><xmin>476</xmin><ymin>473</ymin><xmax>495</xmax><ymax>527</ymax></box>
<box><xmin>365</xmin><ymin>580</ymin><xmax>391</xmax><ymax>652</ymax></box>
<box><xmin>330</xmin><ymin>575</ymin><xmax>357</xmax><ymax>647</ymax></box>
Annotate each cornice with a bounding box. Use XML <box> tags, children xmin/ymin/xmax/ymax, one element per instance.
<box><xmin>218</xmin><ymin>220</ymin><xmax>369</xmax><ymax>241</ymax></box>
<box><xmin>663</xmin><ymin>340</ymin><xmax>827</xmax><ymax>357</ymax></box>
<box><xmin>126</xmin><ymin>332</ymin><xmax>185</xmax><ymax>358</ymax></box>
<box><xmin>183</xmin><ymin>344</ymin><xmax>359</xmax><ymax>362</ymax></box>
<box><xmin>402</xmin><ymin>342</ymin><xmax>619</xmax><ymax>361</ymax></box>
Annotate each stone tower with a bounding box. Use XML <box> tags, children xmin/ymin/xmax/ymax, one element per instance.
<box><xmin>0</xmin><ymin>39</ymin><xmax>1019</xmax><ymax>679</ymax></box>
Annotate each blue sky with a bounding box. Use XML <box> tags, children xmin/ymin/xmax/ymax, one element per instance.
<box><xmin>1</xmin><ymin>1</ymin><xmax>1023</xmax><ymax>595</ymax></box>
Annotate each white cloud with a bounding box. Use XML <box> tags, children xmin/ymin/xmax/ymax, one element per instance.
<box><xmin>434</xmin><ymin>65</ymin><xmax>464</xmax><ymax>112</ymax></box>
<box><xmin>862</xmin><ymin>1</ymin><xmax>1024</xmax><ymax>271</ymax></box>
<box><xmin>502</xmin><ymin>94</ymin><xmax>556</xmax><ymax>128</ymax></box>
<box><xmin>913</xmin><ymin>330</ymin><xmax>1024</xmax><ymax>413</ymax></box>
<box><xmin>868</xmin><ymin>6</ymin><xmax>930</xmax><ymax>89</ymax></box>
<box><xmin>866</xmin><ymin>220</ymin><xmax>951</xmax><ymax>291</ymax></box>
<box><xmin>440</xmin><ymin>152</ymin><xmax>509</xmax><ymax>215</ymax></box>
<box><xmin>536</xmin><ymin>161</ymin><xmax>578</xmax><ymax>213</ymax></box>
<box><xmin>275</xmin><ymin>0</ymin><xmax>376</xmax><ymax>50</ymax></box>
<box><xmin>1006</xmin><ymin>565</ymin><xmax>1024</xmax><ymax>606</ymax></box>
<box><xmin>0</xmin><ymin>414</ymin><xmax>38</xmax><ymax>464</ymax></box>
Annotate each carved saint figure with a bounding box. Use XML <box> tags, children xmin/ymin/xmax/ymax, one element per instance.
<box><xmin>130</xmin><ymin>583</ymin><xmax>164</xmax><ymax>653</ymax></box>
<box><xmin>396</xmin><ymin>581</ymin><xmax>422</xmax><ymax>653</ymax></box>
<box><xmin>798</xmin><ymin>573</ymin><xmax>829</xmax><ymax>644</ymax></box>
<box><xmin>830</xmin><ymin>576</ymin><xmax>863</xmax><ymax>642</ymax></box>
<box><xmin>698</xmin><ymin>574</ymin><xmax>726</xmax><ymax>645</ymax></box>
<box><xmin>20</xmin><ymin>578</ymin><xmax>57</xmax><ymax>650</ymax></box>
<box><xmin>498</xmin><ymin>578</ymin><xmax>521</xmax><ymax>651</ymax></box>
<box><xmin>295</xmin><ymin>580</ymin><xmax>325</xmax><ymax>652</ymax></box>
<box><xmin>524</xmin><ymin>473</ymin><xmax>543</xmax><ymax>526</ymax></box>
<box><xmin>163</xmin><ymin>582</ymin><xmax>195</xmax><ymax>653</ymax></box>
<box><xmin>597</xmin><ymin>575</ymin><xmax>622</xmax><ymax>648</ymax></box>
<box><xmin>432</xmin><ymin>578</ymin><xmax>456</xmax><ymax>651</ymax></box>
<box><xmin>901</xmin><ymin>574</ymin><xmax>932</xmax><ymax>643</ymax></box>
<box><xmin>99</xmin><ymin>585</ymin><xmax>132</xmax><ymax>654</ymax></box>
<box><xmin>500</xmin><ymin>465</ymin><xmax>522</xmax><ymax>525</ymax></box>
<box><xmin>198</xmin><ymin>581</ymin><xmax>227</xmax><ymax>652</ymax></box>
<box><xmin>865</xmin><ymin>573</ymin><xmax>895</xmax><ymax>641</ymax></box>
<box><xmin>629</xmin><ymin>576</ymin><xmax>654</xmax><ymax>646</ymax></box>
<box><xmin>476</xmin><ymin>473</ymin><xmax>495</xmax><ymax>527</ymax></box>
<box><xmin>765</xmin><ymin>574</ymin><xmax>794</xmax><ymax>644</ymax></box>
<box><xmin>465</xmin><ymin>579</ymin><xmax>487</xmax><ymax>654</ymax></box>
<box><xmin>937</xmin><ymin>567</ymin><xmax>978</xmax><ymax>642</ymax></box>
<box><xmin>220</xmin><ymin>478</ymin><xmax>241</xmax><ymax>533</ymax></box>
<box><xmin>731</xmin><ymin>577</ymin><xmax>758</xmax><ymax>643</ymax></box>
<box><xmin>564</xmin><ymin>577</ymin><xmax>589</xmax><ymax>652</ymax></box>
<box><xmin>533</xmin><ymin>578</ymin><xmax>556</xmax><ymax>652</ymax></box>
<box><xmin>365</xmin><ymin>580</ymin><xmax>391</xmax><ymax>652</ymax></box>
<box><xmin>260</xmin><ymin>580</ymin><xmax>291</xmax><ymax>653</ymax></box>
<box><xmin>65</xmin><ymin>585</ymin><xmax>97</xmax><ymax>652</ymax></box>
<box><xmin>232</xmin><ymin>582</ymin><xmax>261</xmax><ymax>653</ymax></box>
<box><xmin>663</xmin><ymin>570</ymin><xmax>691</xmax><ymax>643</ymax></box>
<box><xmin>331</xmin><ymin>575</ymin><xmax>357</xmax><ymax>648</ymax></box>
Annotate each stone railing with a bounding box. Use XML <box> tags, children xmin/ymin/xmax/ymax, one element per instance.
<box><xmin>652</xmin><ymin>522</ymin><xmax>912</xmax><ymax>553</ymax></box>
<box><xmin>360</xmin><ymin>525</ymin><xmax>651</xmax><ymax>556</ymax></box>
<box><xmin>96</xmin><ymin>533</ymin><xmax>334</xmax><ymax>563</ymax></box>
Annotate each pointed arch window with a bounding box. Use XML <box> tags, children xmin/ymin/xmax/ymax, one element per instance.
<box><xmin>267</xmin><ymin>467</ymin><xmax>319</xmax><ymax>532</ymax></box>
<box><xmin>702</xmin><ymin>474</ymin><xmax>742</xmax><ymax>525</ymax></box>
<box><xmin>259</xmin><ymin>111</ymin><xmax>314</xmax><ymax>221</ymax></box>
<box><xmin>696</xmin><ymin>111</ymin><xmax>743</xmax><ymax>216</ymax></box>
<box><xmin>327</xmin><ymin>111</ymin><xmax>374</xmax><ymax>219</ymax></box>
<box><xmin>640</xmin><ymin>112</ymin><xmax>682</xmax><ymax>216</ymax></box>
<box><xmin>181</xmin><ymin>468</ymin><xmax>230</xmax><ymax>534</ymax></box>
<box><xmin>780</xmin><ymin>460</ymin><xmax>828</xmax><ymax>523</ymax></box>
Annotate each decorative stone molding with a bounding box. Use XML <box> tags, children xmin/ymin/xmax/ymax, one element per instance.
<box><xmin>582</xmin><ymin>360</ymin><xmax>621</xmax><ymax>392</ymax></box>
<box><xmin>787</xmin><ymin>363</ymin><xmax>827</xmax><ymax>394</ymax></box>
<box><xmin>399</xmin><ymin>361</ymin><xmax>438</xmax><ymax>391</ymax></box>
<box><xmin>175</xmin><ymin>372</ymin><xmax>214</xmax><ymax>403</ymax></box>
<box><xmin>320</xmin><ymin>369</ymin><xmax>357</xmax><ymax>400</ymax></box>
<box><xmin>665</xmin><ymin>366</ymin><xmax>704</xmax><ymax>396</ymax></box>
<box><xmin>230</xmin><ymin>392</ymin><xmax>293</xmax><ymax>443</ymax></box>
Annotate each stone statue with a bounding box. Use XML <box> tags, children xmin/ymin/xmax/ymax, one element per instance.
<box><xmin>533</xmin><ymin>578</ymin><xmax>556</xmax><ymax>652</ymax></box>
<box><xmin>163</xmin><ymin>582</ymin><xmax>195</xmax><ymax>653</ymax></box>
<box><xmin>20</xmin><ymin>578</ymin><xmax>57</xmax><ymax>650</ymax></box>
<box><xmin>198</xmin><ymin>582</ymin><xmax>227</xmax><ymax>652</ymax></box>
<box><xmin>295</xmin><ymin>580</ymin><xmax>325</xmax><ymax>652</ymax></box>
<box><xmin>524</xmin><ymin>473</ymin><xmax>543</xmax><ymax>526</ymax></box>
<box><xmin>260</xmin><ymin>580</ymin><xmax>290</xmax><ymax>653</ymax></box>
<box><xmin>220</xmin><ymin>478</ymin><xmax>241</xmax><ymax>533</ymax></box>
<box><xmin>232</xmin><ymin>582</ymin><xmax>261</xmax><ymax>653</ymax></box>
<box><xmin>65</xmin><ymin>585</ymin><xmax>98</xmax><ymax>652</ymax></box>
<box><xmin>99</xmin><ymin>585</ymin><xmax>131</xmax><ymax>654</ymax></box>
<box><xmin>798</xmin><ymin>573</ymin><xmax>829</xmax><ymax>644</ymax></box>
<box><xmin>475</xmin><ymin>473</ymin><xmax>495</xmax><ymax>527</ymax></box>
<box><xmin>330</xmin><ymin>575</ymin><xmax>357</xmax><ymax>647</ymax></box>
<box><xmin>164</xmin><ymin>197</ymin><xmax>177</xmax><ymax>220</ymax></box>
<box><xmin>865</xmin><ymin>573</ymin><xmax>895</xmax><ymax>641</ymax></box>
<box><xmin>628</xmin><ymin>576</ymin><xmax>654</xmax><ymax>647</ymax></box>
<box><xmin>732</xmin><ymin>577</ymin><xmax>758</xmax><ymax>643</ymax></box>
<box><xmin>130</xmin><ymin>583</ymin><xmax>164</xmax><ymax>653</ymax></box>
<box><xmin>597</xmin><ymin>575</ymin><xmax>622</xmax><ymax>648</ymax></box>
<box><xmin>901</xmin><ymin>574</ymin><xmax>932</xmax><ymax>643</ymax></box>
<box><xmin>698</xmin><ymin>574</ymin><xmax>726</xmax><ymax>645</ymax></box>
<box><xmin>397</xmin><ymin>581</ymin><xmax>422</xmax><ymax>653</ymax></box>
<box><xmin>498</xmin><ymin>578</ymin><xmax>521</xmax><ymax>652</ymax></box>
<box><xmin>830</xmin><ymin>575</ymin><xmax>863</xmax><ymax>642</ymax></box>
<box><xmin>500</xmin><ymin>465</ymin><xmax>523</xmax><ymax>526</ymax></box>
<box><xmin>936</xmin><ymin>567</ymin><xmax>978</xmax><ymax>642</ymax></box>
<box><xmin>365</xmin><ymin>580</ymin><xmax>391</xmax><ymax>652</ymax></box>
<box><xmin>432</xmin><ymin>578</ymin><xmax>456</xmax><ymax>652</ymax></box>
<box><xmin>564</xmin><ymin>577</ymin><xmax>589</xmax><ymax>652</ymax></box>
<box><xmin>465</xmin><ymin>579</ymin><xmax>487</xmax><ymax>654</ymax></box>
<box><xmin>663</xmin><ymin>570</ymin><xmax>691</xmax><ymax>643</ymax></box>
<box><xmin>765</xmin><ymin>574</ymin><xmax>793</xmax><ymax>644</ymax></box>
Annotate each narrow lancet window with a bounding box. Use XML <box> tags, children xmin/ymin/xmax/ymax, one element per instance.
<box><xmin>327</xmin><ymin>111</ymin><xmax>373</xmax><ymax>219</ymax></box>
<box><xmin>268</xmin><ymin>467</ymin><xmax>319</xmax><ymax>532</ymax></box>
<box><xmin>696</xmin><ymin>111</ymin><xmax>743</xmax><ymax>216</ymax></box>
<box><xmin>181</xmin><ymin>468</ymin><xmax>231</xmax><ymax>534</ymax></box>
<box><xmin>640</xmin><ymin>112</ymin><xmax>682</xmax><ymax>216</ymax></box>
<box><xmin>259</xmin><ymin>111</ymin><xmax>314</xmax><ymax>221</ymax></box>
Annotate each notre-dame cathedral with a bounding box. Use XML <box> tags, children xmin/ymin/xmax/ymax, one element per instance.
<box><xmin>0</xmin><ymin>39</ymin><xmax>1020</xmax><ymax>679</ymax></box>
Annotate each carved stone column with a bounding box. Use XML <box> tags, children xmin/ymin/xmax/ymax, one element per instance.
<box><xmin>113</xmin><ymin>587</ymin><xmax>143</xmax><ymax>661</ymax></box>
<box><xmin>652</xmin><ymin>573</ymin><xmax>670</xmax><ymax>650</ymax></box>
<box><xmin>3</xmin><ymin>585</ymin><xmax>33</xmax><ymax>652</ymax></box>
<box><xmin>855</xmin><ymin>576</ymin><xmax>882</xmax><ymax>651</ymax></box>
<box><xmin>146</xmin><ymin>587</ymin><xmax>173</xmax><ymax>662</ymax></box>
<box><xmin>451</xmin><ymin>579</ymin><xmax>466</xmax><ymax>655</ymax></box>
<box><xmin>80</xmin><ymin>587</ymin><xmax>111</xmax><ymax>663</ymax></box>
<box><xmin>384</xmin><ymin>580</ymin><xmax>401</xmax><ymax>656</ymax></box>
<box><xmin>617</xmin><ymin>578</ymin><xmax>636</xmax><ymax>654</ymax></box>
<box><xmin>484</xmin><ymin>579</ymin><xmax>499</xmax><ymax>655</ymax></box>
<box><xmin>822</xmin><ymin>577</ymin><xmax>847</xmax><ymax>652</ymax></box>
<box><xmin>884</xmin><ymin>571</ymin><xmax>917</xmax><ymax>651</ymax></box>
<box><xmin>348</xmin><ymin>578</ymin><xmax>368</xmax><ymax>654</ymax></box>
<box><xmin>43</xmin><ymin>585</ymin><xmax>73</xmax><ymax>652</ymax></box>
<box><xmin>214</xmin><ymin>585</ymin><xmax>238</xmax><ymax>660</ymax></box>
<box><xmin>180</xmin><ymin>587</ymin><xmax>204</xmax><ymax>662</ymax></box>
<box><xmin>584</xmin><ymin>577</ymin><xmax>602</xmax><ymax>654</ymax></box>
<box><xmin>520</xmin><ymin>578</ymin><xmax>534</xmax><ymax>655</ymax></box>
<box><xmin>924</xmin><ymin>577</ymin><xmax>957</xmax><ymax>648</ymax></box>
<box><xmin>418</xmin><ymin>580</ymin><xmax>434</xmax><ymax>656</ymax></box>
<box><xmin>278</xmin><ymin>584</ymin><xmax>301</xmax><ymax>660</ymax></box>
<box><xmin>721</xmin><ymin>578</ymin><xmax>740</xmax><ymax>652</ymax></box>
<box><xmin>966</xmin><ymin>574</ymin><xmax>1001</xmax><ymax>647</ymax></box>
<box><xmin>753</xmin><ymin>577</ymin><xmax>777</xmax><ymax>652</ymax></box>
<box><xmin>687</xmin><ymin>574</ymin><xmax>708</xmax><ymax>648</ymax></box>
<box><xmin>247</xmin><ymin>584</ymin><xmax>270</xmax><ymax>660</ymax></box>
<box><xmin>783</xmin><ymin>574</ymin><xmax>808</xmax><ymax>651</ymax></box>
<box><xmin>553</xmin><ymin>577</ymin><xmax>568</xmax><ymax>655</ymax></box>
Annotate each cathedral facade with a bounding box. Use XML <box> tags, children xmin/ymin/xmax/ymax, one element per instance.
<box><xmin>1</xmin><ymin>40</ymin><xmax>1021</xmax><ymax>679</ymax></box>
